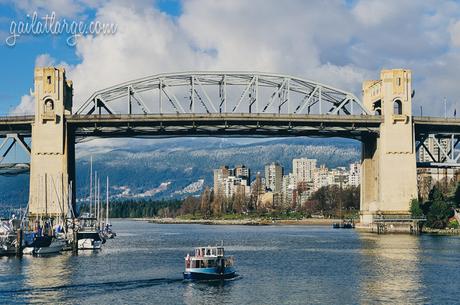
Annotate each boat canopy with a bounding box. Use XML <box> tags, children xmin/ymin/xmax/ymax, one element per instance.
<box><xmin>194</xmin><ymin>246</ymin><xmax>225</xmax><ymax>258</ymax></box>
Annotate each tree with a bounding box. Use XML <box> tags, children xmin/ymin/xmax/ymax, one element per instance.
<box><xmin>200</xmin><ymin>187</ymin><xmax>212</xmax><ymax>219</ymax></box>
<box><xmin>426</xmin><ymin>200</ymin><xmax>452</xmax><ymax>229</ymax></box>
<box><xmin>424</xmin><ymin>185</ymin><xmax>454</xmax><ymax>229</ymax></box>
<box><xmin>453</xmin><ymin>182</ymin><xmax>460</xmax><ymax>208</ymax></box>
<box><xmin>409</xmin><ymin>198</ymin><xmax>424</xmax><ymax>218</ymax></box>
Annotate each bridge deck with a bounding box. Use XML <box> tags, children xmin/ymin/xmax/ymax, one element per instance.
<box><xmin>0</xmin><ymin>115</ymin><xmax>34</xmax><ymax>136</ymax></box>
<box><xmin>3</xmin><ymin>114</ymin><xmax>460</xmax><ymax>138</ymax></box>
<box><xmin>66</xmin><ymin>114</ymin><xmax>381</xmax><ymax>139</ymax></box>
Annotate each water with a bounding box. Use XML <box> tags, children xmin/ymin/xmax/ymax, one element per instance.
<box><xmin>1</xmin><ymin>220</ymin><xmax>459</xmax><ymax>304</ymax></box>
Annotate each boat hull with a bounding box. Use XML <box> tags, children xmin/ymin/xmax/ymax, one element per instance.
<box><xmin>23</xmin><ymin>240</ymin><xmax>66</xmax><ymax>255</ymax></box>
<box><xmin>183</xmin><ymin>267</ymin><xmax>236</xmax><ymax>280</ymax></box>
<box><xmin>78</xmin><ymin>239</ymin><xmax>102</xmax><ymax>250</ymax></box>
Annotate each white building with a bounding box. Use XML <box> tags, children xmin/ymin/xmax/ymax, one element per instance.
<box><xmin>349</xmin><ymin>162</ymin><xmax>361</xmax><ymax>187</ymax></box>
<box><xmin>282</xmin><ymin>173</ymin><xmax>297</xmax><ymax>208</ymax></box>
<box><xmin>292</xmin><ymin>158</ymin><xmax>317</xmax><ymax>183</ymax></box>
<box><xmin>265</xmin><ymin>162</ymin><xmax>283</xmax><ymax>192</ymax></box>
<box><xmin>223</xmin><ymin>176</ymin><xmax>250</xmax><ymax>198</ymax></box>
<box><xmin>313</xmin><ymin>165</ymin><xmax>329</xmax><ymax>190</ymax></box>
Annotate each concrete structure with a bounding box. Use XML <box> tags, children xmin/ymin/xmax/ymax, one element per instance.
<box><xmin>360</xmin><ymin>69</ymin><xmax>417</xmax><ymax>225</ymax></box>
<box><xmin>3</xmin><ymin>68</ymin><xmax>460</xmax><ymax>228</ymax></box>
<box><xmin>265</xmin><ymin>162</ymin><xmax>283</xmax><ymax>192</ymax></box>
<box><xmin>28</xmin><ymin>67</ymin><xmax>75</xmax><ymax>219</ymax></box>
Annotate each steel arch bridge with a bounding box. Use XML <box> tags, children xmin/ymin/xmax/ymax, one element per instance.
<box><xmin>75</xmin><ymin>72</ymin><xmax>370</xmax><ymax>116</ymax></box>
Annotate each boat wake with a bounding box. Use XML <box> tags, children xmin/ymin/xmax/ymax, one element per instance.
<box><xmin>0</xmin><ymin>277</ymin><xmax>184</xmax><ymax>296</ymax></box>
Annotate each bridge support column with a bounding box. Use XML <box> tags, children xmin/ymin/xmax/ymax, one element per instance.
<box><xmin>28</xmin><ymin>67</ymin><xmax>75</xmax><ymax>223</ymax></box>
<box><xmin>360</xmin><ymin>69</ymin><xmax>418</xmax><ymax>226</ymax></box>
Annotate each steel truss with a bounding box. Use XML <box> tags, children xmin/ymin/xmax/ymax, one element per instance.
<box><xmin>0</xmin><ymin>133</ymin><xmax>30</xmax><ymax>175</ymax></box>
<box><xmin>416</xmin><ymin>133</ymin><xmax>460</xmax><ymax>167</ymax></box>
<box><xmin>76</xmin><ymin>72</ymin><xmax>369</xmax><ymax>116</ymax></box>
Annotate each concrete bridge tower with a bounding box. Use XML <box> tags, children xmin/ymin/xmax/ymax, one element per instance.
<box><xmin>28</xmin><ymin>67</ymin><xmax>75</xmax><ymax>220</ymax></box>
<box><xmin>360</xmin><ymin>69</ymin><xmax>418</xmax><ymax>225</ymax></box>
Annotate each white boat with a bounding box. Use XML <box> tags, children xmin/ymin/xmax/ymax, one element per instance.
<box><xmin>184</xmin><ymin>244</ymin><xmax>236</xmax><ymax>280</ymax></box>
<box><xmin>77</xmin><ymin>232</ymin><xmax>102</xmax><ymax>250</ymax></box>
<box><xmin>0</xmin><ymin>218</ymin><xmax>20</xmax><ymax>256</ymax></box>
<box><xmin>34</xmin><ymin>238</ymin><xmax>66</xmax><ymax>254</ymax></box>
<box><xmin>77</xmin><ymin>214</ymin><xmax>103</xmax><ymax>250</ymax></box>
<box><xmin>22</xmin><ymin>234</ymin><xmax>66</xmax><ymax>255</ymax></box>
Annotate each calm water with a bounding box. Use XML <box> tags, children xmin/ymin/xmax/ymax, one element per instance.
<box><xmin>1</xmin><ymin>220</ymin><xmax>459</xmax><ymax>304</ymax></box>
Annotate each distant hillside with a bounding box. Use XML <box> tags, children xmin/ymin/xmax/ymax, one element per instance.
<box><xmin>0</xmin><ymin>137</ymin><xmax>360</xmax><ymax>206</ymax></box>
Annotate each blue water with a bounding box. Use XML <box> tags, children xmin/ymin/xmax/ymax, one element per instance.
<box><xmin>1</xmin><ymin>220</ymin><xmax>459</xmax><ymax>304</ymax></box>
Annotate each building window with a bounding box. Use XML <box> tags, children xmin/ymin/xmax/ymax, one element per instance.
<box><xmin>393</xmin><ymin>99</ymin><xmax>402</xmax><ymax>115</ymax></box>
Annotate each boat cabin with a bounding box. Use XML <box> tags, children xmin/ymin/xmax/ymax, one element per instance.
<box><xmin>185</xmin><ymin>246</ymin><xmax>233</xmax><ymax>269</ymax></box>
<box><xmin>194</xmin><ymin>246</ymin><xmax>224</xmax><ymax>258</ymax></box>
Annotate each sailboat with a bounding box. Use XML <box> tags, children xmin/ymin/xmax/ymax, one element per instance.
<box><xmin>22</xmin><ymin>174</ymin><xmax>72</xmax><ymax>255</ymax></box>
<box><xmin>102</xmin><ymin>176</ymin><xmax>116</xmax><ymax>239</ymax></box>
<box><xmin>77</xmin><ymin>161</ymin><xmax>104</xmax><ymax>250</ymax></box>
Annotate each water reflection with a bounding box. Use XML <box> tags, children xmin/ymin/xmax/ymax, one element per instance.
<box><xmin>183</xmin><ymin>279</ymin><xmax>235</xmax><ymax>305</ymax></box>
<box><xmin>358</xmin><ymin>234</ymin><xmax>427</xmax><ymax>304</ymax></box>
<box><xmin>22</xmin><ymin>253</ymin><xmax>72</xmax><ymax>304</ymax></box>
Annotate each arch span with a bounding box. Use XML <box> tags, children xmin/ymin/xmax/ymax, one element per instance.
<box><xmin>76</xmin><ymin>72</ymin><xmax>370</xmax><ymax>116</ymax></box>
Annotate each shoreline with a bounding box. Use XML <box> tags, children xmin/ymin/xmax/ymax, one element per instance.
<box><xmin>130</xmin><ymin>217</ymin><xmax>341</xmax><ymax>226</ymax></box>
<box><xmin>115</xmin><ymin>218</ymin><xmax>460</xmax><ymax>234</ymax></box>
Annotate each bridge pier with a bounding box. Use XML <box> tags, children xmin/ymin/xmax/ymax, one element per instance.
<box><xmin>28</xmin><ymin>67</ymin><xmax>75</xmax><ymax>225</ymax></box>
<box><xmin>359</xmin><ymin>69</ymin><xmax>418</xmax><ymax>228</ymax></box>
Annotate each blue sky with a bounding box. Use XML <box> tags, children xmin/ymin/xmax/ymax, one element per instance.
<box><xmin>1</xmin><ymin>0</ymin><xmax>460</xmax><ymax>116</ymax></box>
<box><xmin>0</xmin><ymin>1</ymin><xmax>181</xmax><ymax>114</ymax></box>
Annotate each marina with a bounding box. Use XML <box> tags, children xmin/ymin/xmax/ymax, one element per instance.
<box><xmin>0</xmin><ymin>162</ymin><xmax>116</xmax><ymax>257</ymax></box>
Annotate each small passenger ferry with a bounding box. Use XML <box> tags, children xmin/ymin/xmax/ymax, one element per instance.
<box><xmin>184</xmin><ymin>245</ymin><xmax>236</xmax><ymax>280</ymax></box>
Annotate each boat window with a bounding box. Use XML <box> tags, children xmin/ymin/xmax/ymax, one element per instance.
<box><xmin>212</xmin><ymin>248</ymin><xmax>216</xmax><ymax>256</ymax></box>
<box><xmin>206</xmin><ymin>248</ymin><xmax>211</xmax><ymax>256</ymax></box>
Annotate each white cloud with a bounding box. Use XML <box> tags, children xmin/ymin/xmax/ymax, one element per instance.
<box><xmin>11</xmin><ymin>94</ymin><xmax>34</xmax><ymax>115</ymax></box>
<box><xmin>9</xmin><ymin>0</ymin><xmax>460</xmax><ymax>117</ymax></box>
<box><xmin>35</xmin><ymin>53</ymin><xmax>56</xmax><ymax>66</ymax></box>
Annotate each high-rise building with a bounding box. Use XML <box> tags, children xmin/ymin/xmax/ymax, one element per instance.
<box><xmin>292</xmin><ymin>158</ymin><xmax>317</xmax><ymax>182</ymax></box>
<box><xmin>223</xmin><ymin>176</ymin><xmax>250</xmax><ymax>198</ymax></box>
<box><xmin>213</xmin><ymin>166</ymin><xmax>229</xmax><ymax>195</ymax></box>
<box><xmin>313</xmin><ymin>165</ymin><xmax>329</xmax><ymax>190</ymax></box>
<box><xmin>282</xmin><ymin>173</ymin><xmax>297</xmax><ymax>208</ymax></box>
<box><xmin>265</xmin><ymin>162</ymin><xmax>283</xmax><ymax>192</ymax></box>
<box><xmin>234</xmin><ymin>164</ymin><xmax>250</xmax><ymax>181</ymax></box>
<box><xmin>349</xmin><ymin>162</ymin><xmax>361</xmax><ymax>187</ymax></box>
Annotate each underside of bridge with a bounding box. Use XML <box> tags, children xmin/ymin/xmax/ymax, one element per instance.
<box><xmin>3</xmin><ymin>66</ymin><xmax>451</xmax><ymax>228</ymax></box>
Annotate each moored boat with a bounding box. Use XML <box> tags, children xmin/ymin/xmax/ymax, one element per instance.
<box><xmin>77</xmin><ymin>214</ymin><xmax>103</xmax><ymax>250</ymax></box>
<box><xmin>183</xmin><ymin>245</ymin><xmax>236</xmax><ymax>280</ymax></box>
<box><xmin>0</xmin><ymin>217</ymin><xmax>20</xmax><ymax>256</ymax></box>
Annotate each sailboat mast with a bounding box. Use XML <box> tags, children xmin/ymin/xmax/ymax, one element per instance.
<box><xmin>89</xmin><ymin>156</ymin><xmax>93</xmax><ymax>217</ymax></box>
<box><xmin>106</xmin><ymin>176</ymin><xmax>109</xmax><ymax>225</ymax></box>
<box><xmin>95</xmin><ymin>171</ymin><xmax>98</xmax><ymax>221</ymax></box>
<box><xmin>99</xmin><ymin>177</ymin><xmax>101</xmax><ymax>228</ymax></box>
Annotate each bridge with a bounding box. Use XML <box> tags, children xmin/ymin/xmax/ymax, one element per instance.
<box><xmin>1</xmin><ymin>67</ymin><xmax>460</xmax><ymax>229</ymax></box>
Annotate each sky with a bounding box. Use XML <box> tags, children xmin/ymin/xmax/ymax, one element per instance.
<box><xmin>0</xmin><ymin>0</ymin><xmax>460</xmax><ymax>117</ymax></box>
